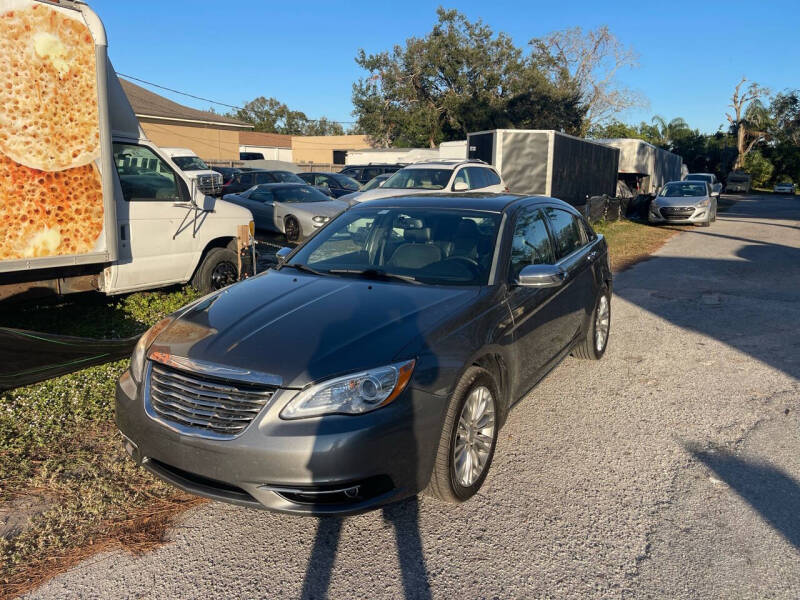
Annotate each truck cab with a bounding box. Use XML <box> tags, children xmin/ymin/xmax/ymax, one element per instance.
<box><xmin>160</xmin><ymin>147</ymin><xmax>223</xmax><ymax>196</ymax></box>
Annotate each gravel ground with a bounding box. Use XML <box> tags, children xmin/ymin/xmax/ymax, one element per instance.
<box><xmin>29</xmin><ymin>194</ymin><xmax>800</xmax><ymax>599</ymax></box>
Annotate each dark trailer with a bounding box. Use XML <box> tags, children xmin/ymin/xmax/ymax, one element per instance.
<box><xmin>467</xmin><ymin>129</ymin><xmax>619</xmax><ymax>208</ymax></box>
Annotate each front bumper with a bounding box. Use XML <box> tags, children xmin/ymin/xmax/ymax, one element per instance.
<box><xmin>115</xmin><ymin>368</ymin><xmax>446</xmax><ymax>515</ymax></box>
<box><xmin>648</xmin><ymin>204</ymin><xmax>709</xmax><ymax>225</ymax></box>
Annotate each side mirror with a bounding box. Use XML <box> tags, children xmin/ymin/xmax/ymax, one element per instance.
<box><xmin>517</xmin><ymin>264</ymin><xmax>565</xmax><ymax>288</ymax></box>
<box><xmin>276</xmin><ymin>247</ymin><xmax>292</xmax><ymax>264</ymax></box>
<box><xmin>452</xmin><ymin>181</ymin><xmax>469</xmax><ymax>192</ymax></box>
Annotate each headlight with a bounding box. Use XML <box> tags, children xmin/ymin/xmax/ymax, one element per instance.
<box><xmin>312</xmin><ymin>215</ymin><xmax>330</xmax><ymax>224</ymax></box>
<box><xmin>280</xmin><ymin>360</ymin><xmax>415</xmax><ymax>419</ymax></box>
<box><xmin>698</xmin><ymin>197</ymin><xmax>710</xmax><ymax>207</ymax></box>
<box><xmin>129</xmin><ymin>317</ymin><xmax>174</xmax><ymax>383</ymax></box>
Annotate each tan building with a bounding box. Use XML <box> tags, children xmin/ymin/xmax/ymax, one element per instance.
<box><xmin>120</xmin><ymin>79</ymin><xmax>252</xmax><ymax>160</ymax></box>
<box><xmin>291</xmin><ymin>134</ymin><xmax>371</xmax><ymax>166</ymax></box>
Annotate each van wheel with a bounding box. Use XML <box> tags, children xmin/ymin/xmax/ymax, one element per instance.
<box><xmin>425</xmin><ymin>366</ymin><xmax>499</xmax><ymax>503</ymax></box>
<box><xmin>192</xmin><ymin>247</ymin><xmax>238</xmax><ymax>293</ymax></box>
<box><xmin>284</xmin><ymin>216</ymin><xmax>301</xmax><ymax>243</ymax></box>
<box><xmin>573</xmin><ymin>287</ymin><xmax>611</xmax><ymax>360</ymax></box>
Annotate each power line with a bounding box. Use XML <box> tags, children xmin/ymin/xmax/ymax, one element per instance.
<box><xmin>116</xmin><ymin>72</ymin><xmax>357</xmax><ymax>124</ymax></box>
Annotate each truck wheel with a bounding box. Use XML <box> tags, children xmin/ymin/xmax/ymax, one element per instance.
<box><xmin>284</xmin><ymin>216</ymin><xmax>301</xmax><ymax>243</ymax></box>
<box><xmin>192</xmin><ymin>247</ymin><xmax>238</xmax><ymax>293</ymax></box>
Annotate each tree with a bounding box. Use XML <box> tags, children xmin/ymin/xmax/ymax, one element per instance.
<box><xmin>726</xmin><ymin>78</ymin><xmax>770</xmax><ymax>168</ymax></box>
<box><xmin>231</xmin><ymin>97</ymin><xmax>344</xmax><ymax>136</ymax></box>
<box><xmin>529</xmin><ymin>26</ymin><xmax>646</xmax><ymax>135</ymax></box>
<box><xmin>649</xmin><ymin>116</ymin><xmax>691</xmax><ymax>150</ymax></box>
<box><xmin>352</xmin><ymin>8</ymin><xmax>586</xmax><ymax>148</ymax></box>
<box><xmin>742</xmin><ymin>150</ymin><xmax>774</xmax><ymax>187</ymax></box>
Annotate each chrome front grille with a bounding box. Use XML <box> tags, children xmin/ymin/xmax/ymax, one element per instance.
<box><xmin>147</xmin><ymin>362</ymin><xmax>275</xmax><ymax>437</ymax></box>
<box><xmin>196</xmin><ymin>173</ymin><xmax>223</xmax><ymax>195</ymax></box>
<box><xmin>660</xmin><ymin>206</ymin><xmax>695</xmax><ymax>219</ymax></box>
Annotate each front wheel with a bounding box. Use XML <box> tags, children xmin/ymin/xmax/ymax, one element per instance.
<box><xmin>573</xmin><ymin>287</ymin><xmax>611</xmax><ymax>360</ymax></box>
<box><xmin>191</xmin><ymin>247</ymin><xmax>239</xmax><ymax>293</ymax></box>
<box><xmin>284</xmin><ymin>216</ymin><xmax>301</xmax><ymax>243</ymax></box>
<box><xmin>426</xmin><ymin>366</ymin><xmax>499</xmax><ymax>503</ymax></box>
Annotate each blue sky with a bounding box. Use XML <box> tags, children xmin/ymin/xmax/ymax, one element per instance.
<box><xmin>93</xmin><ymin>0</ymin><xmax>800</xmax><ymax>134</ymax></box>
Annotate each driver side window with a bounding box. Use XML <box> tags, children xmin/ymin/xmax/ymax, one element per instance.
<box><xmin>509</xmin><ymin>207</ymin><xmax>555</xmax><ymax>280</ymax></box>
<box><xmin>113</xmin><ymin>143</ymin><xmax>182</xmax><ymax>202</ymax></box>
<box><xmin>452</xmin><ymin>168</ymin><xmax>469</xmax><ymax>189</ymax></box>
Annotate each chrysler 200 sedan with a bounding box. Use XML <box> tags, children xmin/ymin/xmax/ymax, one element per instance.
<box><xmin>116</xmin><ymin>194</ymin><xmax>612</xmax><ymax>515</ymax></box>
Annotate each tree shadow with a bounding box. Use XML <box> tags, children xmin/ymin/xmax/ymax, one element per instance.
<box><xmin>687</xmin><ymin>446</ymin><xmax>800</xmax><ymax>551</ymax></box>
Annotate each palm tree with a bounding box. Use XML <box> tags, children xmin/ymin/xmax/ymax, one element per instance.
<box><xmin>650</xmin><ymin>115</ymin><xmax>691</xmax><ymax>149</ymax></box>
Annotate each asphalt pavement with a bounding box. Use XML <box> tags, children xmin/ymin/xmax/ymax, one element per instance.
<box><xmin>29</xmin><ymin>193</ymin><xmax>800</xmax><ymax>599</ymax></box>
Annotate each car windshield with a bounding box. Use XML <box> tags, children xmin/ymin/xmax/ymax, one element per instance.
<box><xmin>778</xmin><ymin>182</ymin><xmax>792</xmax><ymax>186</ymax></box>
<box><xmin>362</xmin><ymin>175</ymin><xmax>388</xmax><ymax>191</ymax></box>
<box><xmin>332</xmin><ymin>174</ymin><xmax>360</xmax><ymax>190</ymax></box>
<box><xmin>271</xmin><ymin>171</ymin><xmax>305</xmax><ymax>183</ymax></box>
<box><xmin>661</xmin><ymin>182</ymin><xmax>707</xmax><ymax>197</ymax></box>
<box><xmin>273</xmin><ymin>185</ymin><xmax>330</xmax><ymax>203</ymax></box>
<box><xmin>729</xmin><ymin>175</ymin><xmax>749</xmax><ymax>182</ymax></box>
<box><xmin>686</xmin><ymin>174</ymin><xmax>712</xmax><ymax>183</ymax></box>
<box><xmin>287</xmin><ymin>207</ymin><xmax>502</xmax><ymax>286</ymax></box>
<box><xmin>382</xmin><ymin>168</ymin><xmax>452</xmax><ymax>190</ymax></box>
<box><xmin>172</xmin><ymin>156</ymin><xmax>209</xmax><ymax>171</ymax></box>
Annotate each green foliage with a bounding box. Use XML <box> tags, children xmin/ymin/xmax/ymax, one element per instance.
<box><xmin>352</xmin><ymin>8</ymin><xmax>585</xmax><ymax>148</ymax></box>
<box><xmin>742</xmin><ymin>150</ymin><xmax>774</xmax><ymax>187</ymax></box>
<box><xmin>231</xmin><ymin>96</ymin><xmax>344</xmax><ymax>136</ymax></box>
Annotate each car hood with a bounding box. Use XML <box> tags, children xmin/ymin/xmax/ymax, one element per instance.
<box><xmin>352</xmin><ymin>187</ymin><xmax>443</xmax><ymax>203</ymax></box>
<box><xmin>151</xmin><ymin>270</ymin><xmax>479</xmax><ymax>388</ymax></box>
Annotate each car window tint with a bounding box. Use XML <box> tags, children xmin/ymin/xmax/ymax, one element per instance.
<box><xmin>509</xmin><ymin>208</ymin><xmax>555</xmax><ymax>279</ymax></box>
<box><xmin>113</xmin><ymin>142</ymin><xmax>181</xmax><ymax>202</ymax></box>
<box><xmin>273</xmin><ymin>186</ymin><xmax>329</xmax><ymax>203</ymax></box>
<box><xmin>307</xmin><ymin>215</ymin><xmax>378</xmax><ymax>264</ymax></box>
<box><xmin>254</xmin><ymin>172</ymin><xmax>275</xmax><ymax>184</ymax></box>
<box><xmin>342</xmin><ymin>168</ymin><xmax>361</xmax><ymax>180</ymax></box>
<box><xmin>453</xmin><ymin>168</ymin><xmax>468</xmax><ymax>188</ymax></box>
<box><xmin>250</xmin><ymin>190</ymin><xmax>274</xmax><ymax>202</ymax></box>
<box><xmin>485</xmin><ymin>169</ymin><xmax>501</xmax><ymax>186</ymax></box>
<box><xmin>545</xmin><ymin>207</ymin><xmax>585</xmax><ymax>259</ymax></box>
<box><xmin>298</xmin><ymin>173</ymin><xmax>314</xmax><ymax>184</ymax></box>
<box><xmin>466</xmin><ymin>167</ymin><xmax>488</xmax><ymax>189</ymax></box>
<box><xmin>239</xmin><ymin>173</ymin><xmax>254</xmax><ymax>186</ymax></box>
<box><xmin>363</xmin><ymin>167</ymin><xmax>381</xmax><ymax>180</ymax></box>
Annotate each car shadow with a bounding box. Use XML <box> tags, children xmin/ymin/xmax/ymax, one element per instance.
<box><xmin>687</xmin><ymin>445</ymin><xmax>800</xmax><ymax>551</ymax></box>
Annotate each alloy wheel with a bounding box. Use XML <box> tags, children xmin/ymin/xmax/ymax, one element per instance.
<box><xmin>595</xmin><ymin>294</ymin><xmax>610</xmax><ymax>353</ymax></box>
<box><xmin>285</xmin><ymin>217</ymin><xmax>300</xmax><ymax>242</ymax></box>
<box><xmin>453</xmin><ymin>385</ymin><xmax>496</xmax><ymax>488</ymax></box>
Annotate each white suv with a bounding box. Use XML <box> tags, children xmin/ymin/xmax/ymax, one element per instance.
<box><xmin>351</xmin><ymin>159</ymin><xmax>507</xmax><ymax>203</ymax></box>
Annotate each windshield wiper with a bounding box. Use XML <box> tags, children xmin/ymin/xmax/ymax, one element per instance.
<box><xmin>328</xmin><ymin>268</ymin><xmax>420</xmax><ymax>284</ymax></box>
<box><xmin>280</xmin><ymin>263</ymin><xmax>327</xmax><ymax>276</ymax></box>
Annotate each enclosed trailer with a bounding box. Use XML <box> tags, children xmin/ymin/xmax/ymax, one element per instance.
<box><xmin>596</xmin><ymin>138</ymin><xmax>682</xmax><ymax>196</ymax></box>
<box><xmin>467</xmin><ymin>129</ymin><xmax>619</xmax><ymax>206</ymax></box>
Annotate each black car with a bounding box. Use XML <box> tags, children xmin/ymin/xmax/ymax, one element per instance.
<box><xmin>117</xmin><ymin>194</ymin><xmax>611</xmax><ymax>515</ymax></box>
<box><xmin>298</xmin><ymin>172</ymin><xmax>361</xmax><ymax>198</ymax></box>
<box><xmin>338</xmin><ymin>164</ymin><xmax>404</xmax><ymax>185</ymax></box>
<box><xmin>219</xmin><ymin>169</ymin><xmax>305</xmax><ymax>195</ymax></box>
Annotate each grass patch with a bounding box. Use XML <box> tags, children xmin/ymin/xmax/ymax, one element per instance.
<box><xmin>594</xmin><ymin>218</ymin><xmax>681</xmax><ymax>272</ymax></box>
<box><xmin>0</xmin><ymin>286</ymin><xmax>204</xmax><ymax>597</ymax></box>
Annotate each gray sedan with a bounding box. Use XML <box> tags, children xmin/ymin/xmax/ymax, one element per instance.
<box><xmin>649</xmin><ymin>180</ymin><xmax>717</xmax><ymax>227</ymax></box>
<box><xmin>223</xmin><ymin>183</ymin><xmax>347</xmax><ymax>242</ymax></box>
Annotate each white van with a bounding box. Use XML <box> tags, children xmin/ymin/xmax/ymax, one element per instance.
<box><xmin>160</xmin><ymin>148</ymin><xmax>223</xmax><ymax>196</ymax></box>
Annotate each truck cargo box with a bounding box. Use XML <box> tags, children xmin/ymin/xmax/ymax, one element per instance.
<box><xmin>467</xmin><ymin>129</ymin><xmax>619</xmax><ymax>207</ymax></box>
<box><xmin>0</xmin><ymin>0</ymin><xmax>118</xmax><ymax>274</ymax></box>
<box><xmin>597</xmin><ymin>138</ymin><xmax>683</xmax><ymax>195</ymax></box>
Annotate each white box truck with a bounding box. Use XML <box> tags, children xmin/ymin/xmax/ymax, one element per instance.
<box><xmin>0</xmin><ymin>0</ymin><xmax>254</xmax><ymax>301</ymax></box>
<box><xmin>467</xmin><ymin>129</ymin><xmax>619</xmax><ymax>207</ymax></box>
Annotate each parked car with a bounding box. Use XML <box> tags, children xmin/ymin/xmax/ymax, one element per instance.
<box><xmin>116</xmin><ymin>193</ymin><xmax>612</xmax><ymax>515</ymax></box>
<box><xmin>773</xmin><ymin>182</ymin><xmax>796</xmax><ymax>195</ymax></box>
<box><xmin>240</xmin><ymin>151</ymin><xmax>265</xmax><ymax>160</ymax></box>
<box><xmin>223</xmin><ymin>183</ymin><xmax>347</xmax><ymax>241</ymax></box>
<box><xmin>338</xmin><ymin>164</ymin><xmax>404</xmax><ymax>185</ymax></box>
<box><xmin>298</xmin><ymin>172</ymin><xmax>361</xmax><ymax>198</ymax></box>
<box><xmin>725</xmin><ymin>171</ymin><xmax>751</xmax><ymax>193</ymax></box>
<box><xmin>210</xmin><ymin>166</ymin><xmax>242</xmax><ymax>196</ymax></box>
<box><xmin>649</xmin><ymin>180</ymin><xmax>717</xmax><ymax>227</ymax></box>
<box><xmin>684</xmin><ymin>173</ymin><xmax>722</xmax><ymax>199</ymax></box>
<box><xmin>160</xmin><ymin>147</ymin><xmax>223</xmax><ymax>195</ymax></box>
<box><xmin>339</xmin><ymin>173</ymin><xmax>393</xmax><ymax>204</ymax></box>
<box><xmin>353</xmin><ymin>160</ymin><xmax>507</xmax><ymax>203</ymax></box>
<box><xmin>221</xmin><ymin>169</ymin><xmax>305</xmax><ymax>195</ymax></box>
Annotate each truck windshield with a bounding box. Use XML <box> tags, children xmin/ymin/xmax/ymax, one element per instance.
<box><xmin>382</xmin><ymin>169</ymin><xmax>452</xmax><ymax>190</ymax></box>
<box><xmin>172</xmin><ymin>156</ymin><xmax>210</xmax><ymax>171</ymax></box>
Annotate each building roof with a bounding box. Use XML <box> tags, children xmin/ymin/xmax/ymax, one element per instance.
<box><xmin>239</xmin><ymin>131</ymin><xmax>292</xmax><ymax>148</ymax></box>
<box><xmin>119</xmin><ymin>78</ymin><xmax>252</xmax><ymax>129</ymax></box>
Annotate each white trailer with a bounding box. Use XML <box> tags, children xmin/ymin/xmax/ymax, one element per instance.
<box><xmin>0</xmin><ymin>0</ymin><xmax>254</xmax><ymax>301</ymax></box>
<box><xmin>596</xmin><ymin>138</ymin><xmax>683</xmax><ymax>196</ymax></box>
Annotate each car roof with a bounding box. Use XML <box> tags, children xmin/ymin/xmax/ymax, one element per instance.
<box><xmin>252</xmin><ymin>183</ymin><xmax>307</xmax><ymax>189</ymax></box>
<box><xmin>402</xmin><ymin>159</ymin><xmax>491</xmax><ymax>170</ymax></box>
<box><xmin>342</xmin><ymin>164</ymin><xmax>405</xmax><ymax>168</ymax></box>
<box><xmin>352</xmin><ymin>193</ymin><xmax>574</xmax><ymax>213</ymax></box>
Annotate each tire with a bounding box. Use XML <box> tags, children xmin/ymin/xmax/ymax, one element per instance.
<box><xmin>284</xmin><ymin>216</ymin><xmax>301</xmax><ymax>243</ymax></box>
<box><xmin>191</xmin><ymin>247</ymin><xmax>238</xmax><ymax>293</ymax></box>
<box><xmin>573</xmin><ymin>287</ymin><xmax>611</xmax><ymax>360</ymax></box>
<box><xmin>425</xmin><ymin>366</ymin><xmax>500</xmax><ymax>503</ymax></box>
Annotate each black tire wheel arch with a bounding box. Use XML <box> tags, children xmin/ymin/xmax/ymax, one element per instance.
<box><xmin>425</xmin><ymin>366</ymin><xmax>500</xmax><ymax>503</ymax></box>
<box><xmin>573</xmin><ymin>286</ymin><xmax>611</xmax><ymax>360</ymax></box>
<box><xmin>191</xmin><ymin>246</ymin><xmax>239</xmax><ymax>293</ymax></box>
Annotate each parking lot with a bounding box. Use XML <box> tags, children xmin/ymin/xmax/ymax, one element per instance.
<box><xmin>26</xmin><ymin>193</ymin><xmax>800</xmax><ymax>598</ymax></box>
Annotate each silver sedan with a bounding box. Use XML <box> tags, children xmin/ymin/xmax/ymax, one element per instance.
<box><xmin>649</xmin><ymin>180</ymin><xmax>717</xmax><ymax>227</ymax></box>
<box><xmin>223</xmin><ymin>183</ymin><xmax>348</xmax><ymax>242</ymax></box>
